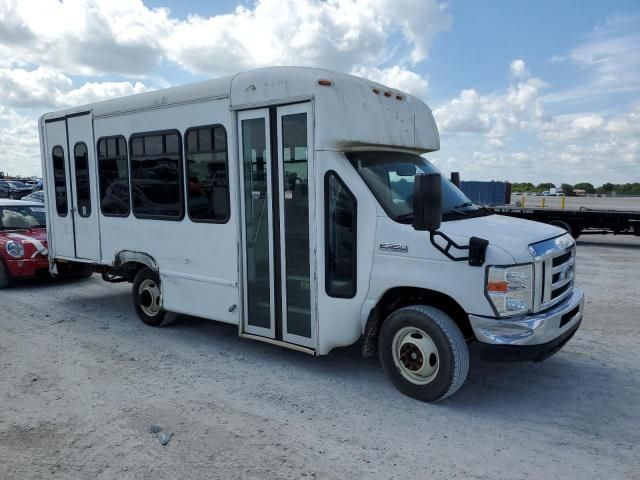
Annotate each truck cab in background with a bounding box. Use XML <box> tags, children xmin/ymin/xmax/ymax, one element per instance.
<box><xmin>39</xmin><ymin>66</ymin><xmax>584</xmax><ymax>401</ymax></box>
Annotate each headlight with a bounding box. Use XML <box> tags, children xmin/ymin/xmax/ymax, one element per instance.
<box><xmin>486</xmin><ymin>264</ymin><xmax>533</xmax><ymax>317</ymax></box>
<box><xmin>6</xmin><ymin>240</ymin><xmax>25</xmax><ymax>258</ymax></box>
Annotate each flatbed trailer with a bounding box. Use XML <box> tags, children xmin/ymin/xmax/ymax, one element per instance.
<box><xmin>493</xmin><ymin>206</ymin><xmax>640</xmax><ymax>239</ymax></box>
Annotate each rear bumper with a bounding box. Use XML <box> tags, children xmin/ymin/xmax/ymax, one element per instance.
<box><xmin>4</xmin><ymin>257</ymin><xmax>50</xmax><ymax>278</ymax></box>
<box><xmin>469</xmin><ymin>287</ymin><xmax>584</xmax><ymax>362</ymax></box>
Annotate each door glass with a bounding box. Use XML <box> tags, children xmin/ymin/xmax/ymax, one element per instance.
<box><xmin>242</xmin><ymin>118</ymin><xmax>271</xmax><ymax>329</ymax></box>
<box><xmin>281</xmin><ymin>113</ymin><xmax>311</xmax><ymax>338</ymax></box>
<box><xmin>74</xmin><ymin>143</ymin><xmax>91</xmax><ymax>217</ymax></box>
<box><xmin>52</xmin><ymin>146</ymin><xmax>68</xmax><ymax>216</ymax></box>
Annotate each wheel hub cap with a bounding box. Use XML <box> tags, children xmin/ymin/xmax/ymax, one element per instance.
<box><xmin>392</xmin><ymin>327</ymin><xmax>440</xmax><ymax>385</ymax></box>
<box><xmin>139</xmin><ymin>279</ymin><xmax>161</xmax><ymax>317</ymax></box>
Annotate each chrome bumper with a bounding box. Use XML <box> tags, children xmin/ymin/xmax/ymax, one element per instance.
<box><xmin>469</xmin><ymin>287</ymin><xmax>584</xmax><ymax>346</ymax></box>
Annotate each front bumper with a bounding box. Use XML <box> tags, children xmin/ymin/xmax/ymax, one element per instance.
<box><xmin>4</xmin><ymin>257</ymin><xmax>50</xmax><ymax>278</ymax></box>
<box><xmin>469</xmin><ymin>287</ymin><xmax>584</xmax><ymax>361</ymax></box>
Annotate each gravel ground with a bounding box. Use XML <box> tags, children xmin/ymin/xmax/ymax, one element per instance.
<box><xmin>1</xmin><ymin>235</ymin><xmax>639</xmax><ymax>479</ymax></box>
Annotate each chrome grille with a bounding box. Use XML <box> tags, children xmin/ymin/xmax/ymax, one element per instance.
<box><xmin>529</xmin><ymin>234</ymin><xmax>576</xmax><ymax>312</ymax></box>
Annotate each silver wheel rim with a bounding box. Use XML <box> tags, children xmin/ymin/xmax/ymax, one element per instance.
<box><xmin>391</xmin><ymin>326</ymin><xmax>440</xmax><ymax>385</ymax></box>
<box><xmin>139</xmin><ymin>278</ymin><xmax>161</xmax><ymax>317</ymax></box>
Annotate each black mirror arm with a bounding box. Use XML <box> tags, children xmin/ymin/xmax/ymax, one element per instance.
<box><xmin>429</xmin><ymin>231</ymin><xmax>489</xmax><ymax>267</ymax></box>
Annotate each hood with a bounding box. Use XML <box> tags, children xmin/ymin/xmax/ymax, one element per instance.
<box><xmin>439</xmin><ymin>214</ymin><xmax>566</xmax><ymax>262</ymax></box>
<box><xmin>0</xmin><ymin>228</ymin><xmax>48</xmax><ymax>258</ymax></box>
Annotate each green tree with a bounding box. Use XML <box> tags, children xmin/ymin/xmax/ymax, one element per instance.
<box><xmin>572</xmin><ymin>182</ymin><xmax>596</xmax><ymax>194</ymax></box>
<box><xmin>560</xmin><ymin>183</ymin><xmax>574</xmax><ymax>196</ymax></box>
<box><xmin>597</xmin><ymin>183</ymin><xmax>615</xmax><ymax>194</ymax></box>
<box><xmin>536</xmin><ymin>182</ymin><xmax>555</xmax><ymax>192</ymax></box>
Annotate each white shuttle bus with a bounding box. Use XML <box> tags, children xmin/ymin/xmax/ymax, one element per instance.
<box><xmin>39</xmin><ymin>67</ymin><xmax>584</xmax><ymax>401</ymax></box>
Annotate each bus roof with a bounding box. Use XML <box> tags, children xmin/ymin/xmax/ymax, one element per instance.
<box><xmin>41</xmin><ymin>66</ymin><xmax>439</xmax><ymax>153</ymax></box>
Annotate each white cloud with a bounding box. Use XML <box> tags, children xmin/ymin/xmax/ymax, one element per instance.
<box><xmin>510</xmin><ymin>59</ymin><xmax>529</xmax><ymax>79</ymax></box>
<box><xmin>0</xmin><ymin>66</ymin><xmax>151</xmax><ymax>109</ymax></box>
<box><xmin>433</xmin><ymin>67</ymin><xmax>548</xmax><ymax>142</ymax></box>
<box><xmin>352</xmin><ymin>66</ymin><xmax>428</xmax><ymax>96</ymax></box>
<box><xmin>0</xmin><ymin>0</ymin><xmax>451</xmax><ymax>79</ymax></box>
<box><xmin>544</xmin><ymin>15</ymin><xmax>640</xmax><ymax>106</ymax></box>
<box><xmin>163</xmin><ymin>0</ymin><xmax>451</xmax><ymax>76</ymax></box>
<box><xmin>0</xmin><ymin>106</ymin><xmax>39</xmax><ymax>177</ymax></box>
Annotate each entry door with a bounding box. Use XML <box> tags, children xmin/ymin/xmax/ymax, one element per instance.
<box><xmin>238</xmin><ymin>103</ymin><xmax>316</xmax><ymax>349</ymax></box>
<box><xmin>67</xmin><ymin>114</ymin><xmax>100</xmax><ymax>260</ymax></box>
<box><xmin>44</xmin><ymin>119</ymin><xmax>76</xmax><ymax>258</ymax></box>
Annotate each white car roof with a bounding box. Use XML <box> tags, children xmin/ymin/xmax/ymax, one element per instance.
<box><xmin>0</xmin><ymin>199</ymin><xmax>43</xmax><ymax>207</ymax></box>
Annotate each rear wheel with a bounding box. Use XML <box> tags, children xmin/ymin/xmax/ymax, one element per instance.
<box><xmin>0</xmin><ymin>262</ymin><xmax>10</xmax><ymax>289</ymax></box>
<box><xmin>379</xmin><ymin>305</ymin><xmax>469</xmax><ymax>402</ymax></box>
<box><xmin>132</xmin><ymin>268</ymin><xmax>174</xmax><ymax>327</ymax></box>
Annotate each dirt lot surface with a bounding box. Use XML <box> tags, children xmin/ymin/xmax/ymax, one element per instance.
<box><xmin>1</xmin><ymin>235</ymin><xmax>639</xmax><ymax>479</ymax></box>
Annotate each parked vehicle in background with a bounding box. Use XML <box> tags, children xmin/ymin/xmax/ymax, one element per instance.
<box><xmin>22</xmin><ymin>190</ymin><xmax>45</xmax><ymax>204</ymax></box>
<box><xmin>39</xmin><ymin>66</ymin><xmax>584</xmax><ymax>401</ymax></box>
<box><xmin>0</xmin><ymin>180</ymin><xmax>35</xmax><ymax>199</ymax></box>
<box><xmin>0</xmin><ymin>182</ymin><xmax>9</xmax><ymax>199</ymax></box>
<box><xmin>0</xmin><ymin>199</ymin><xmax>93</xmax><ymax>288</ymax></box>
<box><xmin>542</xmin><ymin>191</ymin><xmax>551</xmax><ymax>196</ymax></box>
<box><xmin>0</xmin><ymin>199</ymin><xmax>49</xmax><ymax>287</ymax></box>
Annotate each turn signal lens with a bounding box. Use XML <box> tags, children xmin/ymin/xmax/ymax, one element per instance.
<box><xmin>487</xmin><ymin>281</ymin><xmax>508</xmax><ymax>293</ymax></box>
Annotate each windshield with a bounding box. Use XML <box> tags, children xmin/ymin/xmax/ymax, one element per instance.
<box><xmin>347</xmin><ymin>151</ymin><xmax>490</xmax><ymax>223</ymax></box>
<box><xmin>0</xmin><ymin>205</ymin><xmax>46</xmax><ymax>230</ymax></box>
<box><xmin>7</xmin><ymin>181</ymin><xmax>28</xmax><ymax>188</ymax></box>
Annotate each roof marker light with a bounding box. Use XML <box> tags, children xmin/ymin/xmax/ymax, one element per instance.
<box><xmin>396</xmin><ymin>94</ymin><xmax>404</xmax><ymax>101</ymax></box>
<box><xmin>384</xmin><ymin>91</ymin><xmax>393</xmax><ymax>97</ymax></box>
<box><xmin>372</xmin><ymin>88</ymin><xmax>381</xmax><ymax>94</ymax></box>
<box><xmin>318</xmin><ymin>79</ymin><xmax>332</xmax><ymax>86</ymax></box>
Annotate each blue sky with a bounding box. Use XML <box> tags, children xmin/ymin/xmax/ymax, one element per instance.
<box><xmin>0</xmin><ymin>0</ymin><xmax>638</xmax><ymax>184</ymax></box>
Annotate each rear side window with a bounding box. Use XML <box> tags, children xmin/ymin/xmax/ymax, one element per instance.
<box><xmin>52</xmin><ymin>145</ymin><xmax>68</xmax><ymax>216</ymax></box>
<box><xmin>185</xmin><ymin>125</ymin><xmax>229</xmax><ymax>222</ymax></box>
<box><xmin>74</xmin><ymin>142</ymin><xmax>91</xmax><ymax>217</ymax></box>
<box><xmin>97</xmin><ymin>136</ymin><xmax>130</xmax><ymax>217</ymax></box>
<box><xmin>130</xmin><ymin>131</ymin><xmax>184</xmax><ymax>220</ymax></box>
<box><xmin>325</xmin><ymin>171</ymin><xmax>357</xmax><ymax>298</ymax></box>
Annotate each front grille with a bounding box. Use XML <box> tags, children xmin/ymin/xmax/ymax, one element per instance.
<box><xmin>529</xmin><ymin>234</ymin><xmax>576</xmax><ymax>312</ymax></box>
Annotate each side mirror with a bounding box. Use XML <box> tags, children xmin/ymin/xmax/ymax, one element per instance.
<box><xmin>412</xmin><ymin>173</ymin><xmax>442</xmax><ymax>231</ymax></box>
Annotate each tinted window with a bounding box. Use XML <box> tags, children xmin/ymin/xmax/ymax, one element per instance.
<box><xmin>74</xmin><ymin>142</ymin><xmax>91</xmax><ymax>217</ymax></box>
<box><xmin>52</xmin><ymin>145</ymin><xmax>68</xmax><ymax>216</ymax></box>
<box><xmin>185</xmin><ymin>125</ymin><xmax>229</xmax><ymax>222</ymax></box>
<box><xmin>325</xmin><ymin>172</ymin><xmax>357</xmax><ymax>298</ymax></box>
<box><xmin>130</xmin><ymin>131</ymin><xmax>183</xmax><ymax>219</ymax></box>
<box><xmin>97</xmin><ymin>136</ymin><xmax>130</xmax><ymax>216</ymax></box>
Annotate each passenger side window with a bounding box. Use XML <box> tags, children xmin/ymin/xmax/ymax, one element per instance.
<box><xmin>185</xmin><ymin>125</ymin><xmax>229</xmax><ymax>222</ymax></box>
<box><xmin>325</xmin><ymin>171</ymin><xmax>357</xmax><ymax>298</ymax></box>
<box><xmin>97</xmin><ymin>136</ymin><xmax>130</xmax><ymax>217</ymax></box>
<box><xmin>74</xmin><ymin>142</ymin><xmax>91</xmax><ymax>218</ymax></box>
<box><xmin>129</xmin><ymin>131</ymin><xmax>184</xmax><ymax>220</ymax></box>
<box><xmin>52</xmin><ymin>145</ymin><xmax>68</xmax><ymax>216</ymax></box>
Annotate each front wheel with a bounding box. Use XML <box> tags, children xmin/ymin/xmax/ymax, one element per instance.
<box><xmin>379</xmin><ymin>305</ymin><xmax>469</xmax><ymax>402</ymax></box>
<box><xmin>132</xmin><ymin>268</ymin><xmax>174</xmax><ymax>327</ymax></box>
<box><xmin>0</xmin><ymin>261</ymin><xmax>10</xmax><ymax>289</ymax></box>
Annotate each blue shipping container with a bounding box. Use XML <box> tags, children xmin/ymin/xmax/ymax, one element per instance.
<box><xmin>460</xmin><ymin>181</ymin><xmax>510</xmax><ymax>206</ymax></box>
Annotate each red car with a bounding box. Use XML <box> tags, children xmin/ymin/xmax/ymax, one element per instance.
<box><xmin>0</xmin><ymin>199</ymin><xmax>50</xmax><ymax>287</ymax></box>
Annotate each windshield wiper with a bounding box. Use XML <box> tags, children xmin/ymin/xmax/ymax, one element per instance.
<box><xmin>444</xmin><ymin>208</ymin><xmax>467</xmax><ymax>217</ymax></box>
<box><xmin>395</xmin><ymin>212</ymin><xmax>414</xmax><ymax>222</ymax></box>
<box><xmin>453</xmin><ymin>201</ymin><xmax>474</xmax><ymax>208</ymax></box>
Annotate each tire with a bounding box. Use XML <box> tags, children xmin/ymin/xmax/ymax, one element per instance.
<box><xmin>132</xmin><ymin>268</ymin><xmax>174</xmax><ymax>327</ymax></box>
<box><xmin>0</xmin><ymin>261</ymin><xmax>10</xmax><ymax>289</ymax></box>
<box><xmin>379</xmin><ymin>305</ymin><xmax>469</xmax><ymax>402</ymax></box>
<box><xmin>549</xmin><ymin>220</ymin><xmax>573</xmax><ymax>238</ymax></box>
